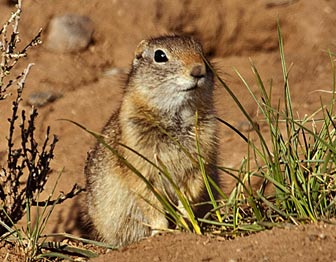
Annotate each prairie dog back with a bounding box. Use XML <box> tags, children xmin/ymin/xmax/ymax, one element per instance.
<box><xmin>85</xmin><ymin>35</ymin><xmax>218</xmax><ymax>247</ymax></box>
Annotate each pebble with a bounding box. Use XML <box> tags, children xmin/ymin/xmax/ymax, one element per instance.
<box><xmin>26</xmin><ymin>90</ymin><xmax>62</xmax><ymax>107</ymax></box>
<box><xmin>46</xmin><ymin>14</ymin><xmax>94</xmax><ymax>53</ymax></box>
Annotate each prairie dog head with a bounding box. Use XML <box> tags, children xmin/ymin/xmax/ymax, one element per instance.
<box><xmin>126</xmin><ymin>35</ymin><xmax>214</xmax><ymax>113</ymax></box>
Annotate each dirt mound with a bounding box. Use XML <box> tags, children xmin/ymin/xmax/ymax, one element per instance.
<box><xmin>92</xmin><ymin>223</ymin><xmax>336</xmax><ymax>262</ymax></box>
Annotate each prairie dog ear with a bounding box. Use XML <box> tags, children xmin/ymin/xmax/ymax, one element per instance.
<box><xmin>134</xmin><ymin>40</ymin><xmax>149</xmax><ymax>60</ymax></box>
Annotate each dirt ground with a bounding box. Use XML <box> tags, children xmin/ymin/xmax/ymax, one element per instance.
<box><xmin>1</xmin><ymin>0</ymin><xmax>336</xmax><ymax>261</ymax></box>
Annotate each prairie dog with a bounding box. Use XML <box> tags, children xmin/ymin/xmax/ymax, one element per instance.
<box><xmin>85</xmin><ymin>35</ymin><xmax>218</xmax><ymax>247</ymax></box>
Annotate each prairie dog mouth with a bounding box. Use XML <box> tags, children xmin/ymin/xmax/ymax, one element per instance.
<box><xmin>181</xmin><ymin>85</ymin><xmax>197</xmax><ymax>92</ymax></box>
<box><xmin>180</xmin><ymin>79</ymin><xmax>201</xmax><ymax>92</ymax></box>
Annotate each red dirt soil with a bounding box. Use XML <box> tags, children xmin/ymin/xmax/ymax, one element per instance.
<box><xmin>0</xmin><ymin>0</ymin><xmax>336</xmax><ymax>261</ymax></box>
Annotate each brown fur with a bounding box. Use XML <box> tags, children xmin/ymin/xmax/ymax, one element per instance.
<box><xmin>85</xmin><ymin>35</ymin><xmax>218</xmax><ymax>247</ymax></box>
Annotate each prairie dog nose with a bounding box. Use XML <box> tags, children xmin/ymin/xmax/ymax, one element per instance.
<box><xmin>190</xmin><ymin>63</ymin><xmax>206</xmax><ymax>78</ymax></box>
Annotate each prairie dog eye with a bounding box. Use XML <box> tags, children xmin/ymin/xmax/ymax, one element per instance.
<box><xmin>154</xmin><ymin>49</ymin><xmax>168</xmax><ymax>63</ymax></box>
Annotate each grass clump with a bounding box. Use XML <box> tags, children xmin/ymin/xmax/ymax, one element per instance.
<box><xmin>205</xmin><ymin>22</ymin><xmax>336</xmax><ymax>235</ymax></box>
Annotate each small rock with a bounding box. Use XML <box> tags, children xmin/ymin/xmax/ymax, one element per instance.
<box><xmin>46</xmin><ymin>14</ymin><xmax>94</xmax><ymax>53</ymax></box>
<box><xmin>26</xmin><ymin>90</ymin><xmax>61</xmax><ymax>107</ymax></box>
<box><xmin>307</xmin><ymin>234</ymin><xmax>318</xmax><ymax>241</ymax></box>
<box><xmin>318</xmin><ymin>233</ymin><xmax>326</xmax><ymax>240</ymax></box>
